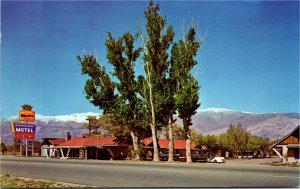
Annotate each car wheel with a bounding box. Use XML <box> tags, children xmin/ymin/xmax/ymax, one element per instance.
<box><xmin>214</xmin><ymin>160</ymin><xmax>217</xmax><ymax>163</ymax></box>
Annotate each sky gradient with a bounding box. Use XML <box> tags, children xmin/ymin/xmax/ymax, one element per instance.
<box><xmin>1</xmin><ymin>1</ymin><xmax>299</xmax><ymax>117</ymax></box>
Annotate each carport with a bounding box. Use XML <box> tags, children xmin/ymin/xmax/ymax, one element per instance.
<box><xmin>270</xmin><ymin>125</ymin><xmax>300</xmax><ymax>162</ymax></box>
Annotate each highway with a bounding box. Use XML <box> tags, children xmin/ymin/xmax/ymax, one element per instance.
<box><xmin>1</xmin><ymin>156</ymin><xmax>299</xmax><ymax>187</ymax></box>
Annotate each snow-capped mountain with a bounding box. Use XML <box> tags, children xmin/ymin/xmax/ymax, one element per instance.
<box><xmin>198</xmin><ymin>107</ymin><xmax>260</xmax><ymax>115</ymax></box>
<box><xmin>198</xmin><ymin>107</ymin><xmax>239</xmax><ymax>114</ymax></box>
<box><xmin>35</xmin><ymin>112</ymin><xmax>100</xmax><ymax>123</ymax></box>
<box><xmin>6</xmin><ymin>112</ymin><xmax>100</xmax><ymax>123</ymax></box>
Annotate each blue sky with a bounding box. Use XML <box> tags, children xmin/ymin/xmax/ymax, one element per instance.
<box><xmin>1</xmin><ymin>1</ymin><xmax>299</xmax><ymax>117</ymax></box>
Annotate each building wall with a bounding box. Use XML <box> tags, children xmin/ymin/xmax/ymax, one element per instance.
<box><xmin>279</xmin><ymin>129</ymin><xmax>299</xmax><ymax>145</ymax></box>
<box><xmin>287</xmin><ymin>148</ymin><xmax>299</xmax><ymax>163</ymax></box>
<box><xmin>275</xmin><ymin>145</ymin><xmax>300</xmax><ymax>163</ymax></box>
<box><xmin>41</xmin><ymin>145</ymin><xmax>48</xmax><ymax>157</ymax></box>
<box><xmin>280</xmin><ymin>136</ymin><xmax>299</xmax><ymax>145</ymax></box>
<box><xmin>41</xmin><ymin>145</ymin><xmax>55</xmax><ymax>157</ymax></box>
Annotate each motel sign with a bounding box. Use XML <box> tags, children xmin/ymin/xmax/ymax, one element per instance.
<box><xmin>11</xmin><ymin>123</ymin><xmax>36</xmax><ymax>140</ymax></box>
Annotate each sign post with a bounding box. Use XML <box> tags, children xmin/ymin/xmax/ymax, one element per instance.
<box><xmin>20</xmin><ymin>140</ymin><xmax>22</xmax><ymax>157</ymax></box>
<box><xmin>11</xmin><ymin>122</ymin><xmax>36</xmax><ymax>157</ymax></box>
<box><xmin>12</xmin><ymin>104</ymin><xmax>37</xmax><ymax>157</ymax></box>
<box><xmin>32</xmin><ymin>141</ymin><xmax>34</xmax><ymax>157</ymax></box>
<box><xmin>25</xmin><ymin>139</ymin><xmax>28</xmax><ymax>157</ymax></box>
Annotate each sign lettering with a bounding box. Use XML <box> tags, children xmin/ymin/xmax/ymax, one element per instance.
<box><xmin>11</xmin><ymin>123</ymin><xmax>36</xmax><ymax>139</ymax></box>
<box><xmin>19</xmin><ymin>110</ymin><xmax>35</xmax><ymax>122</ymax></box>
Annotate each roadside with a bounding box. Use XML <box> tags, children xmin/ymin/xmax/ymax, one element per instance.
<box><xmin>0</xmin><ymin>155</ymin><xmax>288</xmax><ymax>166</ymax></box>
<box><xmin>225</xmin><ymin>157</ymin><xmax>282</xmax><ymax>165</ymax></box>
<box><xmin>0</xmin><ymin>174</ymin><xmax>95</xmax><ymax>188</ymax></box>
<box><xmin>1</xmin><ymin>156</ymin><xmax>299</xmax><ymax>187</ymax></box>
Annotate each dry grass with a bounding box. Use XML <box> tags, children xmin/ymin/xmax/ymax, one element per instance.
<box><xmin>0</xmin><ymin>174</ymin><xmax>94</xmax><ymax>188</ymax></box>
<box><xmin>271</xmin><ymin>162</ymin><xmax>300</xmax><ymax>167</ymax></box>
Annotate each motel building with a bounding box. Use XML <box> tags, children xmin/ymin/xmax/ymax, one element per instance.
<box><xmin>270</xmin><ymin>125</ymin><xmax>300</xmax><ymax>163</ymax></box>
<box><xmin>41</xmin><ymin>138</ymin><xmax>66</xmax><ymax>157</ymax></box>
<box><xmin>41</xmin><ymin>133</ymin><xmax>204</xmax><ymax>161</ymax></box>
<box><xmin>41</xmin><ymin>132</ymin><xmax>131</xmax><ymax>160</ymax></box>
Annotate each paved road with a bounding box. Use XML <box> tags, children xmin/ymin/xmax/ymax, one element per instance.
<box><xmin>1</xmin><ymin>156</ymin><xmax>299</xmax><ymax>187</ymax></box>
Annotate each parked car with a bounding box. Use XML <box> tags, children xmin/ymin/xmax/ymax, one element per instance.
<box><xmin>160</xmin><ymin>153</ymin><xmax>180</xmax><ymax>161</ymax></box>
<box><xmin>192</xmin><ymin>153</ymin><xmax>207</xmax><ymax>162</ymax></box>
<box><xmin>208</xmin><ymin>156</ymin><xmax>225</xmax><ymax>163</ymax></box>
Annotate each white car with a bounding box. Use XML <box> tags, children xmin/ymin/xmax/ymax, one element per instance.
<box><xmin>208</xmin><ymin>156</ymin><xmax>225</xmax><ymax>163</ymax></box>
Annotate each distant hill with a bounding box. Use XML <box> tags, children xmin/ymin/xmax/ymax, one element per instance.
<box><xmin>1</xmin><ymin>109</ymin><xmax>299</xmax><ymax>145</ymax></box>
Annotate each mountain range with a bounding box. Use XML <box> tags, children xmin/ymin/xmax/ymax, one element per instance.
<box><xmin>1</xmin><ymin>108</ymin><xmax>299</xmax><ymax>145</ymax></box>
<box><xmin>190</xmin><ymin>108</ymin><xmax>299</xmax><ymax>139</ymax></box>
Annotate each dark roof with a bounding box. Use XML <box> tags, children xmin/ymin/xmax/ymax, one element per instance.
<box><xmin>41</xmin><ymin>138</ymin><xmax>65</xmax><ymax>146</ymax></box>
<box><xmin>270</xmin><ymin>125</ymin><xmax>300</xmax><ymax>149</ymax></box>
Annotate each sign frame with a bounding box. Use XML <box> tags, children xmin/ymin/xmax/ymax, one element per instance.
<box><xmin>19</xmin><ymin>110</ymin><xmax>35</xmax><ymax>122</ymax></box>
<box><xmin>11</xmin><ymin>122</ymin><xmax>36</xmax><ymax>140</ymax></box>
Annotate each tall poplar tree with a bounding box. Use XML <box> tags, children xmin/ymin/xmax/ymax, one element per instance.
<box><xmin>141</xmin><ymin>0</ymin><xmax>174</xmax><ymax>162</ymax></box>
<box><xmin>77</xmin><ymin>31</ymin><xmax>146</xmax><ymax>161</ymax></box>
<box><xmin>170</xmin><ymin>27</ymin><xmax>201</xmax><ymax>163</ymax></box>
<box><xmin>105</xmin><ymin>32</ymin><xmax>146</xmax><ymax>161</ymax></box>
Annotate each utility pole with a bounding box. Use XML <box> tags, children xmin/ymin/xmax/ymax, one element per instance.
<box><xmin>32</xmin><ymin>141</ymin><xmax>34</xmax><ymax>157</ymax></box>
<box><xmin>20</xmin><ymin>140</ymin><xmax>22</xmax><ymax>157</ymax></box>
<box><xmin>25</xmin><ymin>139</ymin><xmax>28</xmax><ymax>157</ymax></box>
<box><xmin>86</xmin><ymin>116</ymin><xmax>97</xmax><ymax>135</ymax></box>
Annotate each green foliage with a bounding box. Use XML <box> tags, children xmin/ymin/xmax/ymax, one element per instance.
<box><xmin>172</xmin><ymin>124</ymin><xmax>186</xmax><ymax>139</ymax></box>
<box><xmin>97</xmin><ymin>113</ymin><xmax>130</xmax><ymax>136</ymax></box>
<box><xmin>127</xmin><ymin>145</ymin><xmax>144</xmax><ymax>161</ymax></box>
<box><xmin>142</xmin><ymin>0</ymin><xmax>175</xmax><ymax>127</ymax></box>
<box><xmin>105</xmin><ymin>31</ymin><xmax>148</xmax><ymax>136</ymax></box>
<box><xmin>247</xmin><ymin>135</ymin><xmax>270</xmax><ymax>152</ymax></box>
<box><xmin>77</xmin><ymin>1</ymin><xmax>204</xmax><ymax>162</ymax></box>
<box><xmin>196</xmin><ymin>134</ymin><xmax>226</xmax><ymax>153</ymax></box>
<box><xmin>218</xmin><ymin>133</ymin><xmax>231</xmax><ymax>148</ymax></box>
<box><xmin>78</xmin><ymin>29</ymin><xmax>149</xmax><ymax>161</ymax></box>
<box><xmin>140</xmin><ymin>0</ymin><xmax>177</xmax><ymax>161</ymax></box>
<box><xmin>175</xmin><ymin>76</ymin><xmax>200</xmax><ymax>121</ymax></box>
<box><xmin>172</xmin><ymin>124</ymin><xmax>200</xmax><ymax>141</ymax></box>
<box><xmin>77</xmin><ymin>54</ymin><xmax>117</xmax><ymax>114</ymax></box>
<box><xmin>146</xmin><ymin>150</ymin><xmax>152</xmax><ymax>158</ymax></box>
<box><xmin>141</xmin><ymin>1</ymin><xmax>202</xmax><ymax>163</ymax></box>
<box><xmin>170</xmin><ymin>27</ymin><xmax>200</xmax><ymax>91</ymax></box>
<box><xmin>226</xmin><ymin>124</ymin><xmax>250</xmax><ymax>157</ymax></box>
<box><xmin>105</xmin><ymin>32</ymin><xmax>142</xmax><ymax>101</ymax></box>
<box><xmin>195</xmin><ymin>130</ymin><xmax>270</xmax><ymax>157</ymax></box>
<box><xmin>77</xmin><ymin>30</ymin><xmax>148</xmax><ymax>132</ymax></box>
<box><xmin>170</xmin><ymin>24</ymin><xmax>201</xmax><ymax>141</ymax></box>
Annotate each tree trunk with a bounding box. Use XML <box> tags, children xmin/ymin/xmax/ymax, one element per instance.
<box><xmin>145</xmin><ymin>61</ymin><xmax>159</xmax><ymax>162</ymax></box>
<box><xmin>168</xmin><ymin>115</ymin><xmax>174</xmax><ymax>162</ymax></box>
<box><xmin>184</xmin><ymin>118</ymin><xmax>192</xmax><ymax>163</ymax></box>
<box><xmin>130</xmin><ymin>131</ymin><xmax>140</xmax><ymax>161</ymax></box>
<box><xmin>186</xmin><ymin>131</ymin><xmax>192</xmax><ymax>163</ymax></box>
<box><xmin>151</xmin><ymin>124</ymin><xmax>160</xmax><ymax>162</ymax></box>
